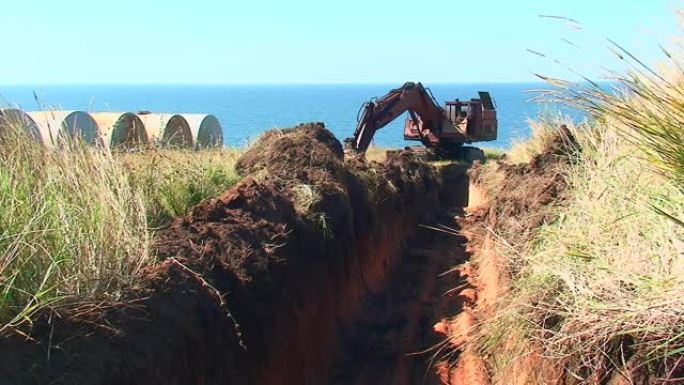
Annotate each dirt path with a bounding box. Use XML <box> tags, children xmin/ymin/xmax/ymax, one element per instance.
<box><xmin>328</xmin><ymin>211</ymin><xmax>472</xmax><ymax>385</ymax></box>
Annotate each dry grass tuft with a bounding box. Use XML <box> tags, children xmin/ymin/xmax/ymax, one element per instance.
<box><xmin>364</xmin><ymin>145</ymin><xmax>392</xmax><ymax>163</ymax></box>
<box><xmin>508</xmin><ymin>115</ymin><xmax>577</xmax><ymax>164</ymax></box>
<box><xmin>0</xmin><ymin>125</ymin><xmax>150</xmax><ymax>331</ymax></box>
<box><xmin>477</xmin><ymin>123</ymin><xmax>684</xmax><ymax>381</ymax></box>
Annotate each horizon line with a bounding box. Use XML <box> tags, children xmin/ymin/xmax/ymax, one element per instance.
<box><xmin>0</xmin><ymin>80</ymin><xmax>555</xmax><ymax>87</ymax></box>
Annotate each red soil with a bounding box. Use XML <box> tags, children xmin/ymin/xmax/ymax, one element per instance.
<box><xmin>432</xmin><ymin>188</ymin><xmax>491</xmax><ymax>385</ymax></box>
<box><xmin>432</xmin><ymin>126</ymin><xmax>629</xmax><ymax>385</ymax></box>
<box><xmin>328</xmin><ymin>221</ymin><xmax>471</xmax><ymax>385</ymax></box>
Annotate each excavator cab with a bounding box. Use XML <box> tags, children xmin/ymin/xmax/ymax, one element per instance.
<box><xmin>443</xmin><ymin>92</ymin><xmax>497</xmax><ymax>142</ymax></box>
<box><xmin>442</xmin><ymin>100</ymin><xmax>471</xmax><ymax>137</ymax></box>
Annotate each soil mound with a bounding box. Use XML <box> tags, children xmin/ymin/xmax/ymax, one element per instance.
<box><xmin>235</xmin><ymin>122</ymin><xmax>344</xmax><ymax>179</ymax></box>
<box><xmin>154</xmin><ymin>124</ymin><xmax>441</xmax><ymax>343</ymax></box>
<box><xmin>155</xmin><ymin>123</ymin><xmax>366</xmax><ymax>365</ymax></box>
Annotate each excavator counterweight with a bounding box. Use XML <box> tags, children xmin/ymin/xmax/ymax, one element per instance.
<box><xmin>346</xmin><ymin>82</ymin><xmax>497</xmax><ymax>157</ymax></box>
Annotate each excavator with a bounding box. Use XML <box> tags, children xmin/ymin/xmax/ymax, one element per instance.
<box><xmin>345</xmin><ymin>82</ymin><xmax>497</xmax><ymax>159</ymax></box>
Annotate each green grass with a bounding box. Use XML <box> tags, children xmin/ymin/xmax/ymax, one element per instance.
<box><xmin>120</xmin><ymin>148</ymin><xmax>242</xmax><ymax>228</ymax></box>
<box><xmin>0</xmin><ymin>123</ymin><xmax>242</xmax><ymax>332</ymax></box>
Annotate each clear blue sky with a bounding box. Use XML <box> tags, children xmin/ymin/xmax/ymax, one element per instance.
<box><xmin>0</xmin><ymin>0</ymin><xmax>680</xmax><ymax>84</ymax></box>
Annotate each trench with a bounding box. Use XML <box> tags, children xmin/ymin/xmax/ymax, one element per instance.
<box><xmin>249</xmin><ymin>163</ymin><xmax>474</xmax><ymax>385</ymax></box>
<box><xmin>3</xmin><ymin>178</ymin><xmax>475</xmax><ymax>385</ymax></box>
<box><xmin>323</xmin><ymin>163</ymin><xmax>473</xmax><ymax>385</ymax></box>
<box><xmin>0</xmin><ymin>127</ymin><xmax>478</xmax><ymax>385</ymax></box>
<box><xmin>328</xmin><ymin>216</ymin><xmax>471</xmax><ymax>385</ymax></box>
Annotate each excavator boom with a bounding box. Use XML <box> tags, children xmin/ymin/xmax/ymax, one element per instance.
<box><xmin>350</xmin><ymin>82</ymin><xmax>445</xmax><ymax>152</ymax></box>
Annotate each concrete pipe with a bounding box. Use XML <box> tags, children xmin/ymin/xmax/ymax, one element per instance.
<box><xmin>136</xmin><ymin>113</ymin><xmax>192</xmax><ymax>148</ymax></box>
<box><xmin>0</xmin><ymin>108</ymin><xmax>43</xmax><ymax>143</ymax></box>
<box><xmin>26</xmin><ymin>111</ymin><xmax>101</xmax><ymax>148</ymax></box>
<box><xmin>182</xmin><ymin>114</ymin><xmax>223</xmax><ymax>149</ymax></box>
<box><xmin>91</xmin><ymin>112</ymin><xmax>148</xmax><ymax>150</ymax></box>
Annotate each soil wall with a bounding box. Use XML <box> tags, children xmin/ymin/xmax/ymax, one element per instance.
<box><xmin>435</xmin><ymin>127</ymin><xmax>649</xmax><ymax>385</ymax></box>
<box><xmin>0</xmin><ymin>123</ymin><xmax>444</xmax><ymax>385</ymax></box>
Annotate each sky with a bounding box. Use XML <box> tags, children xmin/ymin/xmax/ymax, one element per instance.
<box><xmin>0</xmin><ymin>0</ymin><xmax>681</xmax><ymax>84</ymax></box>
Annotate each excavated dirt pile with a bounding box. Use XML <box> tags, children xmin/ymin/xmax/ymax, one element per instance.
<box><xmin>0</xmin><ymin>122</ymin><xmax>442</xmax><ymax>385</ymax></box>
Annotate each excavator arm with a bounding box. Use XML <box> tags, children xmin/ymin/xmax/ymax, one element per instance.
<box><xmin>348</xmin><ymin>82</ymin><xmax>445</xmax><ymax>152</ymax></box>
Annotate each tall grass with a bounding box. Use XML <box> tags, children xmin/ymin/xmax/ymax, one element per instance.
<box><xmin>476</xmin><ymin>39</ymin><xmax>684</xmax><ymax>381</ymax></box>
<box><xmin>0</xmin><ymin>122</ymin><xmax>242</xmax><ymax>331</ymax></box>
<box><xmin>539</xmin><ymin>41</ymin><xmax>684</xmax><ymax>186</ymax></box>
<box><xmin>507</xmin><ymin>116</ymin><xmax>572</xmax><ymax>164</ymax></box>
<box><xmin>478</xmin><ymin>123</ymin><xmax>684</xmax><ymax>380</ymax></box>
<box><xmin>0</xmin><ymin>126</ymin><xmax>150</xmax><ymax>331</ymax></box>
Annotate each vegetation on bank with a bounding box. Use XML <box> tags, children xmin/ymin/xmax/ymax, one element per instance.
<box><xmin>120</xmin><ymin>149</ymin><xmax>242</xmax><ymax>228</ymax></box>
<box><xmin>473</xmin><ymin>48</ymin><xmax>684</xmax><ymax>381</ymax></box>
<box><xmin>0</xmin><ymin>125</ymin><xmax>241</xmax><ymax>332</ymax></box>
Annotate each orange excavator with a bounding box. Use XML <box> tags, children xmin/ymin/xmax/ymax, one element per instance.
<box><xmin>346</xmin><ymin>82</ymin><xmax>497</xmax><ymax>158</ymax></box>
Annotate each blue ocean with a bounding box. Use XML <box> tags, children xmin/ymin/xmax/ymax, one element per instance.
<box><xmin>0</xmin><ymin>83</ymin><xmax>560</xmax><ymax>149</ymax></box>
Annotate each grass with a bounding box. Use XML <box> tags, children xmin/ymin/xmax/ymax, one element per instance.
<box><xmin>0</xmin><ymin>123</ymin><xmax>242</xmax><ymax>331</ymax></box>
<box><xmin>507</xmin><ymin>115</ymin><xmax>575</xmax><ymax>164</ymax></box>
<box><xmin>120</xmin><ymin>148</ymin><xmax>242</xmax><ymax>228</ymax></box>
<box><xmin>474</xmin><ymin>39</ymin><xmax>684</xmax><ymax>382</ymax></box>
<box><xmin>541</xmin><ymin>46</ymin><xmax>684</xmax><ymax>187</ymax></box>
<box><xmin>479</xmin><ymin>123</ymin><xmax>684</xmax><ymax>380</ymax></box>
<box><xmin>481</xmin><ymin>147</ymin><xmax>505</xmax><ymax>162</ymax></box>
<box><xmin>365</xmin><ymin>145</ymin><xmax>391</xmax><ymax>163</ymax></box>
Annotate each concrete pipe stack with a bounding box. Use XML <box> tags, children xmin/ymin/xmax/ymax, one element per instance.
<box><xmin>0</xmin><ymin>109</ymin><xmax>224</xmax><ymax>150</ymax></box>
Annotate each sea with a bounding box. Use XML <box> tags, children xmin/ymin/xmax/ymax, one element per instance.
<box><xmin>0</xmin><ymin>83</ymin><xmax>567</xmax><ymax>149</ymax></box>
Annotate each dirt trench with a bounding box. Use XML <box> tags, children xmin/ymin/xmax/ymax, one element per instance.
<box><xmin>0</xmin><ymin>123</ymin><xmax>475</xmax><ymax>385</ymax></box>
<box><xmin>328</xmin><ymin>216</ymin><xmax>471</xmax><ymax>385</ymax></box>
